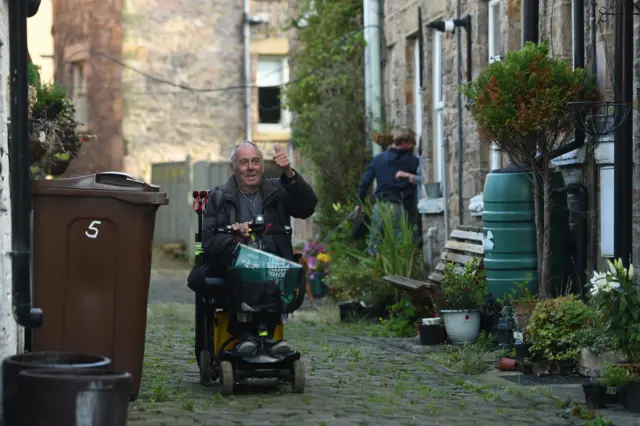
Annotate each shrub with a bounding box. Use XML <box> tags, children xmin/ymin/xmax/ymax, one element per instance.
<box><xmin>527</xmin><ymin>295</ymin><xmax>593</xmax><ymax>362</ymax></box>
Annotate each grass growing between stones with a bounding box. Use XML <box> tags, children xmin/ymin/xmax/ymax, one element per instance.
<box><xmin>128</xmin><ymin>301</ymin><xmax>575</xmax><ymax>425</ymax></box>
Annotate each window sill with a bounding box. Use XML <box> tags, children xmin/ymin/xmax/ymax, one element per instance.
<box><xmin>252</xmin><ymin>130</ymin><xmax>291</xmax><ymax>142</ymax></box>
<box><xmin>418</xmin><ymin>197</ymin><xmax>444</xmax><ymax>215</ymax></box>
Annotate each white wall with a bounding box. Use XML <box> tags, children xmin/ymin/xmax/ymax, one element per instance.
<box><xmin>0</xmin><ymin>0</ymin><xmax>18</xmax><ymax>364</ymax></box>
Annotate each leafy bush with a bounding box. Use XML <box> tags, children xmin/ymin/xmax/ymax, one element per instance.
<box><xmin>573</xmin><ymin>321</ymin><xmax>616</xmax><ymax>357</ymax></box>
<box><xmin>527</xmin><ymin>295</ymin><xmax>593</xmax><ymax>361</ymax></box>
<box><xmin>438</xmin><ymin>258</ymin><xmax>487</xmax><ymax>311</ymax></box>
<box><xmin>284</xmin><ymin>0</ymin><xmax>369</xmax><ymax>235</ymax></box>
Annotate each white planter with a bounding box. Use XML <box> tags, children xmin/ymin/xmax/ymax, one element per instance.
<box><xmin>441</xmin><ymin>310</ymin><xmax>481</xmax><ymax>344</ymax></box>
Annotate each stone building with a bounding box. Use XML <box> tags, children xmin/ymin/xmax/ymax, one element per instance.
<box><xmin>52</xmin><ymin>0</ymin><xmax>294</xmax><ymax>179</ymax></box>
<box><xmin>52</xmin><ymin>0</ymin><xmax>315</xmax><ymax>242</ymax></box>
<box><xmin>382</xmin><ymin>0</ymin><xmax>640</xmax><ymax>271</ymax></box>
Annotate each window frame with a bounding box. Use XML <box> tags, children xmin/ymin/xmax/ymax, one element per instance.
<box><xmin>488</xmin><ymin>0</ymin><xmax>503</xmax><ymax>170</ymax></box>
<box><xmin>432</xmin><ymin>31</ymin><xmax>444</xmax><ymax>184</ymax></box>
<box><xmin>257</xmin><ymin>56</ymin><xmax>290</xmax><ymax>133</ymax></box>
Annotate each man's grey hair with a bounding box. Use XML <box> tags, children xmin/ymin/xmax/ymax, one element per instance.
<box><xmin>229</xmin><ymin>140</ymin><xmax>264</xmax><ymax>169</ymax></box>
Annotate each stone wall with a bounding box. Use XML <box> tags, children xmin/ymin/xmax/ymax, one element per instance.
<box><xmin>52</xmin><ymin>0</ymin><xmax>123</xmax><ymax>175</ymax></box>
<box><xmin>121</xmin><ymin>0</ymin><xmax>244</xmax><ymax>182</ymax></box>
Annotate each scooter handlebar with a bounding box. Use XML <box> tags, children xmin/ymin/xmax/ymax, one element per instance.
<box><xmin>214</xmin><ymin>225</ymin><xmax>292</xmax><ymax>236</ymax></box>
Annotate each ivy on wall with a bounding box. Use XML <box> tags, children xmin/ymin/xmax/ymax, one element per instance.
<box><xmin>284</xmin><ymin>0</ymin><xmax>369</xmax><ymax>234</ymax></box>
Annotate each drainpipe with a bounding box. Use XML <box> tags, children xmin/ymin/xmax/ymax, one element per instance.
<box><xmin>613</xmin><ymin>0</ymin><xmax>633</xmax><ymax>266</ymax></box>
<box><xmin>8</xmin><ymin>0</ymin><xmax>43</xmax><ymax>328</ymax></box>
<box><xmin>443</xmin><ymin>135</ymin><xmax>450</xmax><ymax>238</ymax></box>
<box><xmin>364</xmin><ymin>0</ymin><xmax>382</xmax><ymax>157</ymax></box>
<box><xmin>589</xmin><ymin>0</ymin><xmax>598</xmax><ymax>271</ymax></box>
<box><xmin>243</xmin><ymin>0</ymin><xmax>252</xmax><ymax>140</ymax></box>
<box><xmin>455</xmin><ymin>0</ymin><xmax>464</xmax><ymax>225</ymax></box>
<box><xmin>426</xmin><ymin>16</ymin><xmax>471</xmax><ymax>229</ymax></box>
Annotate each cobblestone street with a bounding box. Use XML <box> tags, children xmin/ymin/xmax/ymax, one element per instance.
<box><xmin>125</xmin><ymin>262</ymin><xmax>593</xmax><ymax>426</ymax></box>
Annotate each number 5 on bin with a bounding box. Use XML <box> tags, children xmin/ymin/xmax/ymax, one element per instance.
<box><xmin>85</xmin><ymin>220</ymin><xmax>102</xmax><ymax>239</ymax></box>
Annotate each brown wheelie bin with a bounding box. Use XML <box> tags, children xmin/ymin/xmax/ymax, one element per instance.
<box><xmin>30</xmin><ymin>172</ymin><xmax>169</xmax><ymax>400</ymax></box>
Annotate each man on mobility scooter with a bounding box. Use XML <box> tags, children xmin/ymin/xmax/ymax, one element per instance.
<box><xmin>190</xmin><ymin>140</ymin><xmax>317</xmax><ymax>394</ymax></box>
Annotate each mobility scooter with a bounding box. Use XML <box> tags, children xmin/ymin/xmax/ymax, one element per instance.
<box><xmin>190</xmin><ymin>190</ymin><xmax>306</xmax><ymax>395</ymax></box>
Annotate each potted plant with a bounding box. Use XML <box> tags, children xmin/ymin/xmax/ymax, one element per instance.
<box><xmin>574</xmin><ymin>322</ymin><xmax>618</xmax><ymax>377</ymax></box>
<box><xmin>586</xmin><ymin>259</ymin><xmax>640</xmax><ymax>369</ymax></box>
<box><xmin>597</xmin><ymin>363</ymin><xmax>638</xmax><ymax>408</ymax></box>
<box><xmin>437</xmin><ymin>257</ymin><xmax>488</xmax><ymax>344</ymax></box>
<box><xmin>526</xmin><ymin>295</ymin><xmax>592</xmax><ymax>373</ymax></box>
<box><xmin>302</xmin><ymin>238</ymin><xmax>332</xmax><ymax>298</ymax></box>
<box><xmin>463</xmin><ymin>42</ymin><xmax>597</xmax><ymax>298</ymax></box>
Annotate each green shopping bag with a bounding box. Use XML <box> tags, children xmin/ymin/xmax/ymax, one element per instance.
<box><xmin>232</xmin><ymin>245</ymin><xmax>304</xmax><ymax>308</ymax></box>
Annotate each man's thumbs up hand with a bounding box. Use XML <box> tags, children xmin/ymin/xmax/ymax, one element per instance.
<box><xmin>272</xmin><ymin>144</ymin><xmax>294</xmax><ymax>178</ymax></box>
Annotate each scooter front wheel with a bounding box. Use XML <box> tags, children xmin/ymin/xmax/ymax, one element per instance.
<box><xmin>291</xmin><ymin>359</ymin><xmax>305</xmax><ymax>393</ymax></box>
<box><xmin>220</xmin><ymin>360</ymin><xmax>235</xmax><ymax>395</ymax></box>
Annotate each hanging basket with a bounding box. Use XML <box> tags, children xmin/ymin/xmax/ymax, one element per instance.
<box><xmin>46</xmin><ymin>158</ymin><xmax>71</xmax><ymax>176</ymax></box>
<box><xmin>29</xmin><ymin>137</ymin><xmax>47</xmax><ymax>163</ymax></box>
<box><xmin>569</xmin><ymin>101</ymin><xmax>631</xmax><ymax>137</ymax></box>
<box><xmin>371</xmin><ymin>132</ymin><xmax>393</xmax><ymax>147</ymax></box>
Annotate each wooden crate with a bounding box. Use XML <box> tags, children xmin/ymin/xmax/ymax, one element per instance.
<box><xmin>426</xmin><ymin>226</ymin><xmax>484</xmax><ymax>286</ymax></box>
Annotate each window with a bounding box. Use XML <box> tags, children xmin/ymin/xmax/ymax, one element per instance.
<box><xmin>257</xmin><ymin>57</ymin><xmax>290</xmax><ymax>132</ymax></box>
<box><xmin>71</xmin><ymin>62</ymin><xmax>87</xmax><ymax>126</ymax></box>
<box><xmin>488</xmin><ymin>0</ymin><xmax>502</xmax><ymax>170</ymax></box>
<box><xmin>488</xmin><ymin>0</ymin><xmax>503</xmax><ymax>64</ymax></box>
<box><xmin>432</xmin><ymin>31</ymin><xmax>444</xmax><ymax>184</ymax></box>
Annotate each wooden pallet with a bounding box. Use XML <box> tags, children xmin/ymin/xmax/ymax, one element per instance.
<box><xmin>427</xmin><ymin>226</ymin><xmax>485</xmax><ymax>286</ymax></box>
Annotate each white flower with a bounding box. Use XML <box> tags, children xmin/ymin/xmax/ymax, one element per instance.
<box><xmin>608</xmin><ymin>260</ymin><xmax>617</xmax><ymax>275</ymax></box>
<box><xmin>629</xmin><ymin>263</ymin><xmax>634</xmax><ymax>278</ymax></box>
<box><xmin>589</xmin><ymin>271</ymin><xmax>620</xmax><ymax>297</ymax></box>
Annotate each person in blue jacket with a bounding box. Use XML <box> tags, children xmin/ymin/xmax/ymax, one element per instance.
<box><xmin>356</xmin><ymin>128</ymin><xmax>420</xmax><ymax>254</ymax></box>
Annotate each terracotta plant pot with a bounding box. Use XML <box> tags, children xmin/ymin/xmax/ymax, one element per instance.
<box><xmin>498</xmin><ymin>357</ymin><xmax>517</xmax><ymax>371</ymax></box>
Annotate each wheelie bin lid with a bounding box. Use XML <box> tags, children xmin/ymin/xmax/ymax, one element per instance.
<box><xmin>31</xmin><ymin>172</ymin><xmax>169</xmax><ymax>205</ymax></box>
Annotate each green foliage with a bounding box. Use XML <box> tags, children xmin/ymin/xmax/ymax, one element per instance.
<box><xmin>573</xmin><ymin>323</ymin><xmax>616</xmax><ymax>357</ymax></box>
<box><xmin>28</xmin><ymin>60</ymin><xmax>41</xmax><ymax>89</ymax></box>
<box><xmin>597</xmin><ymin>363</ymin><xmax>638</xmax><ymax>387</ymax></box>
<box><xmin>527</xmin><ymin>295</ymin><xmax>593</xmax><ymax>362</ymax></box>
<box><xmin>496</xmin><ymin>278</ymin><xmax>538</xmax><ymax>306</ymax></box>
<box><xmin>438</xmin><ymin>258</ymin><xmax>487</xmax><ymax>311</ymax></box>
<box><xmin>284</xmin><ymin>0</ymin><xmax>368</xmax><ymax>234</ymax></box>
<box><xmin>587</xmin><ymin>258</ymin><xmax>640</xmax><ymax>362</ymax></box>
<box><xmin>35</xmin><ymin>83</ymin><xmax>69</xmax><ymax>111</ymax></box>
<box><xmin>340</xmin><ymin>201</ymin><xmax>424</xmax><ymax>306</ymax></box>
<box><xmin>371</xmin><ymin>296</ymin><xmax>417</xmax><ymax>338</ymax></box>
<box><xmin>463</xmin><ymin>41</ymin><xmax>597</xmax><ymax>154</ymax></box>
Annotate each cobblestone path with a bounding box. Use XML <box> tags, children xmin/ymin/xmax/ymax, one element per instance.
<box><xmin>125</xmin><ymin>271</ymin><xmax>587</xmax><ymax>426</ymax></box>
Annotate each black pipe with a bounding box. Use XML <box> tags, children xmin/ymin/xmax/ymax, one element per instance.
<box><xmin>456</xmin><ymin>0</ymin><xmax>463</xmax><ymax>225</ymax></box>
<box><xmin>566</xmin><ymin>183</ymin><xmax>588</xmax><ymax>297</ymax></box>
<box><xmin>590</xmin><ymin>0</ymin><xmax>597</xmax><ymax>77</ymax></box>
<box><xmin>590</xmin><ymin>0</ymin><xmax>597</xmax><ymax>271</ymax></box>
<box><xmin>8</xmin><ymin>0</ymin><xmax>43</xmax><ymax>328</ymax></box>
<box><xmin>522</xmin><ymin>0</ymin><xmax>539</xmax><ymax>44</ymax></box>
<box><xmin>613</xmin><ymin>1</ymin><xmax>633</xmax><ymax>266</ymax></box>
